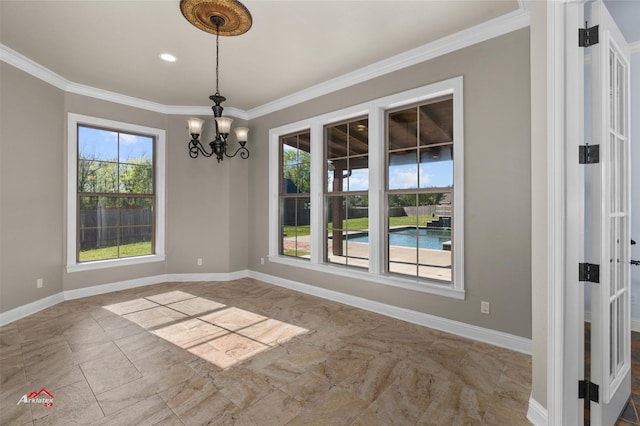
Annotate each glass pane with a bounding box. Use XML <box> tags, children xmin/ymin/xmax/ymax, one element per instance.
<box><xmin>419</xmin><ymin>98</ymin><xmax>453</xmax><ymax>147</ymax></box>
<box><xmin>119</xmin><ymin>164</ymin><xmax>153</xmax><ymax>194</ymax></box>
<box><xmin>119</xmin><ymin>133</ymin><xmax>153</xmax><ymax>163</ymax></box>
<box><xmin>79</xmin><ymin>126</ymin><xmax>118</xmax><ymax>161</ymax></box>
<box><xmin>346</xmin><ymin>157</ymin><xmax>369</xmax><ymax>192</ymax></box>
<box><xmin>617</xmin><ymin>57</ymin><xmax>625</xmax><ymax>134</ymax></box>
<box><xmin>345</xmin><ymin>195</ymin><xmax>368</xmax><ymax>223</ymax></box>
<box><xmin>327</xmin><ymin>160</ymin><xmax>347</xmax><ymax>192</ymax></box>
<box><xmin>387</xmin><ymin>193</ymin><xmax>452</xmax><ymax>282</ymax></box>
<box><xmin>325</xmin><ymin>195</ymin><xmax>368</xmax><ymax>266</ymax></box>
<box><xmin>388</xmin><ymin>108</ymin><xmax>417</xmax><ymax>150</ymax></box>
<box><xmin>419</xmin><ymin>146</ymin><xmax>453</xmax><ymax>189</ymax></box>
<box><xmin>78</xmin><ymin>160</ymin><xmax>118</xmax><ymax>193</ymax></box>
<box><xmin>610</xmin><ymin>49</ymin><xmax>615</xmax><ymax>130</ymax></box>
<box><xmin>326</xmin><ymin>118</ymin><xmax>369</xmax><ymax>194</ymax></box>
<box><xmin>610</xmin><ymin>216</ymin><xmax>617</xmax><ymax>298</ymax></box>
<box><xmin>348</xmin><ymin>118</ymin><xmax>369</xmax><ymax>156</ymax></box>
<box><xmin>617</xmin><ymin>296</ymin><xmax>623</xmax><ymax>371</ymax></box>
<box><xmin>119</xmin><ymin>226</ymin><xmax>152</xmax><ymax>257</ymax></box>
<box><xmin>280</xmin><ymin>197</ymin><xmax>310</xmax><ymax>258</ymax></box>
<box><xmin>389</xmin><ymin>246</ymin><xmax>418</xmax><ymax>277</ymax></box>
<box><xmin>78</xmin><ymin>196</ymin><xmax>119</xmax><ymax>261</ymax></box>
<box><xmin>345</xmin><ymin>233</ymin><xmax>369</xmax><ymax>269</ymax></box>
<box><xmin>610</xmin><ymin>300</ymin><xmax>615</xmax><ymax>376</ymax></box>
<box><xmin>282</xmin><ymin>133</ymin><xmax>311</xmax><ymax>196</ymax></box>
<box><xmin>418</xmin><ymin>229</ymin><xmax>452</xmax><ymax>283</ymax></box>
<box><xmin>388</xmin><ymin>150</ymin><xmax>418</xmax><ymax>190</ymax></box>
<box><xmin>618</xmin><ymin>138</ymin><xmax>627</xmax><ymax>212</ymax></box>
<box><xmin>610</xmin><ymin>133</ymin><xmax>616</xmax><ymax>212</ymax></box>
<box><xmin>327</xmin><ymin>123</ymin><xmax>348</xmax><ymax>160</ymax></box>
<box><xmin>119</xmin><ymin>197</ymin><xmax>153</xmax><ymax>226</ymax></box>
<box><xmin>284</xmin><ymin>164</ymin><xmax>310</xmax><ymax>194</ymax></box>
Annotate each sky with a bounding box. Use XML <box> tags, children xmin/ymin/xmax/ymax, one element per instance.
<box><xmin>79</xmin><ymin>126</ymin><xmax>153</xmax><ymax>162</ymax></box>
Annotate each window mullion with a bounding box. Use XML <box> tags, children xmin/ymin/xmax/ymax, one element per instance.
<box><xmin>309</xmin><ymin>121</ymin><xmax>324</xmax><ymax>264</ymax></box>
<box><xmin>368</xmin><ymin>107</ymin><xmax>385</xmax><ymax>275</ymax></box>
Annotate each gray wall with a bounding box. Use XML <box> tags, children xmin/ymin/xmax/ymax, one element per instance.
<box><xmin>248</xmin><ymin>29</ymin><xmax>532</xmax><ymax>339</ymax></box>
<box><xmin>0</xmin><ymin>63</ymin><xmax>249</xmax><ymax>311</ymax></box>
<box><xmin>1</xmin><ymin>64</ymin><xmax>65</xmax><ymax>309</ymax></box>
<box><xmin>165</xmin><ymin>114</ymin><xmax>249</xmax><ymax>274</ymax></box>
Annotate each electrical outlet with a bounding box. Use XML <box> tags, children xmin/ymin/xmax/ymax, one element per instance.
<box><xmin>37</xmin><ymin>278</ymin><xmax>43</xmax><ymax>289</ymax></box>
<box><xmin>261</xmin><ymin>257</ymin><xmax>265</xmax><ymax>265</ymax></box>
<box><xmin>197</xmin><ymin>258</ymin><xmax>203</xmax><ymax>266</ymax></box>
<box><xmin>481</xmin><ymin>301</ymin><xmax>490</xmax><ymax>314</ymax></box>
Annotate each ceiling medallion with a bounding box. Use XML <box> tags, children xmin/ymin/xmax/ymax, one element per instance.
<box><xmin>180</xmin><ymin>0</ymin><xmax>252</xmax><ymax>36</ymax></box>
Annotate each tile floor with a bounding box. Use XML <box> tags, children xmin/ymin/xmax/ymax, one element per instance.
<box><xmin>1</xmin><ymin>278</ymin><xmax>532</xmax><ymax>425</ymax></box>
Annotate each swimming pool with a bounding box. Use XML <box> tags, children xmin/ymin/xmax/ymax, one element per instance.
<box><xmin>349</xmin><ymin>228</ymin><xmax>451</xmax><ymax>250</ymax></box>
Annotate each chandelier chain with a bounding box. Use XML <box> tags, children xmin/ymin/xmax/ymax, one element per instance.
<box><xmin>215</xmin><ymin>23</ymin><xmax>220</xmax><ymax>95</ymax></box>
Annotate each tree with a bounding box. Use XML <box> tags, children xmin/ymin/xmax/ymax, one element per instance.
<box><xmin>283</xmin><ymin>149</ymin><xmax>310</xmax><ymax>193</ymax></box>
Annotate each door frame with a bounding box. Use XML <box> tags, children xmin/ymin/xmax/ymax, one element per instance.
<box><xmin>547</xmin><ymin>1</ymin><xmax>632</xmax><ymax>424</ymax></box>
<box><xmin>546</xmin><ymin>1</ymin><xmax>586</xmax><ymax>424</ymax></box>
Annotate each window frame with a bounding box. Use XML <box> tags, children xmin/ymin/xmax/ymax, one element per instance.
<box><xmin>268</xmin><ymin>76</ymin><xmax>464</xmax><ymax>299</ymax></box>
<box><xmin>67</xmin><ymin>113</ymin><xmax>166</xmax><ymax>272</ymax></box>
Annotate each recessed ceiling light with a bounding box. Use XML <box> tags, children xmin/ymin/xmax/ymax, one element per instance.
<box><xmin>160</xmin><ymin>53</ymin><xmax>177</xmax><ymax>62</ymax></box>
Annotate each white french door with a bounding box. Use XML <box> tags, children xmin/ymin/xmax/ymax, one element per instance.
<box><xmin>586</xmin><ymin>1</ymin><xmax>632</xmax><ymax>424</ymax></box>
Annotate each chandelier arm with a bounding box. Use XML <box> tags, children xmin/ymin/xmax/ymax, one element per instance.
<box><xmin>189</xmin><ymin>139</ymin><xmax>214</xmax><ymax>158</ymax></box>
<box><xmin>224</xmin><ymin>145</ymin><xmax>250</xmax><ymax>160</ymax></box>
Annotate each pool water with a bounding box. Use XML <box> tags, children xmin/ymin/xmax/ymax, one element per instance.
<box><xmin>349</xmin><ymin>228</ymin><xmax>451</xmax><ymax>250</ymax></box>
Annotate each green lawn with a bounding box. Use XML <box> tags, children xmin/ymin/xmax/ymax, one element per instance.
<box><xmin>283</xmin><ymin>215</ymin><xmax>435</xmax><ymax>237</ymax></box>
<box><xmin>79</xmin><ymin>241</ymin><xmax>152</xmax><ymax>262</ymax></box>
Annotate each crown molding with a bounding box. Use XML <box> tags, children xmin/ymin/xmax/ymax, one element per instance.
<box><xmin>0</xmin><ymin>44</ymin><xmax>69</xmax><ymax>91</ymax></box>
<box><xmin>631</xmin><ymin>40</ymin><xmax>640</xmax><ymax>53</ymax></box>
<box><xmin>1</xmin><ymin>4</ymin><xmax>529</xmax><ymax>120</ymax></box>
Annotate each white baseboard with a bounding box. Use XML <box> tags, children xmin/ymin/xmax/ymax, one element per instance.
<box><xmin>0</xmin><ymin>271</ymin><xmax>250</xmax><ymax>327</ymax></box>
<box><xmin>526</xmin><ymin>396</ymin><xmax>548</xmax><ymax>425</ymax></box>
<box><xmin>0</xmin><ymin>292</ymin><xmax>65</xmax><ymax>327</ymax></box>
<box><xmin>1</xmin><ymin>269</ymin><xmax>530</xmax><ymax>356</ymax></box>
<box><xmin>248</xmin><ymin>270</ymin><xmax>532</xmax><ymax>354</ymax></box>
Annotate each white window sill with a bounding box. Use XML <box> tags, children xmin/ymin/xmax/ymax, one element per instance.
<box><xmin>268</xmin><ymin>255</ymin><xmax>465</xmax><ymax>300</ymax></box>
<box><xmin>66</xmin><ymin>253</ymin><xmax>166</xmax><ymax>273</ymax></box>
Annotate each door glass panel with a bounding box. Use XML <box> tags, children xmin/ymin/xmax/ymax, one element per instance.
<box><xmin>610</xmin><ymin>50</ymin><xmax>615</xmax><ymax>126</ymax></box>
<box><xmin>617</xmin><ymin>58</ymin><xmax>625</xmax><ymax>133</ymax></box>
<box><xmin>610</xmin><ymin>301</ymin><xmax>615</xmax><ymax>376</ymax></box>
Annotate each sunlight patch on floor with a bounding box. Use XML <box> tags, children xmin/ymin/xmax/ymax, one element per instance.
<box><xmin>103</xmin><ymin>290</ymin><xmax>308</xmax><ymax>369</ymax></box>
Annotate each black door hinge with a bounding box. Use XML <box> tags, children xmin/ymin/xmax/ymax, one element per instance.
<box><xmin>579</xmin><ymin>144</ymin><xmax>600</xmax><ymax>164</ymax></box>
<box><xmin>579</xmin><ymin>263</ymin><xmax>600</xmax><ymax>283</ymax></box>
<box><xmin>579</xmin><ymin>24</ymin><xmax>599</xmax><ymax>47</ymax></box>
<box><xmin>579</xmin><ymin>380</ymin><xmax>600</xmax><ymax>406</ymax></box>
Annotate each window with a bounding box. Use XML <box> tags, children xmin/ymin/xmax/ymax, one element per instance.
<box><xmin>325</xmin><ymin>117</ymin><xmax>369</xmax><ymax>269</ymax></box>
<box><xmin>269</xmin><ymin>77</ymin><xmax>463</xmax><ymax>298</ymax></box>
<box><xmin>67</xmin><ymin>114</ymin><xmax>165</xmax><ymax>271</ymax></box>
<box><xmin>387</xmin><ymin>97</ymin><xmax>454</xmax><ymax>282</ymax></box>
<box><xmin>279</xmin><ymin>130</ymin><xmax>311</xmax><ymax>259</ymax></box>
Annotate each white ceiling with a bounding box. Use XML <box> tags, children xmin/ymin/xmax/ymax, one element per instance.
<box><xmin>0</xmin><ymin>0</ymin><xmax>520</xmax><ymax>112</ymax></box>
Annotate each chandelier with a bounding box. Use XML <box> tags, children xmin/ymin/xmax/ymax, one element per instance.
<box><xmin>180</xmin><ymin>0</ymin><xmax>252</xmax><ymax>162</ymax></box>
